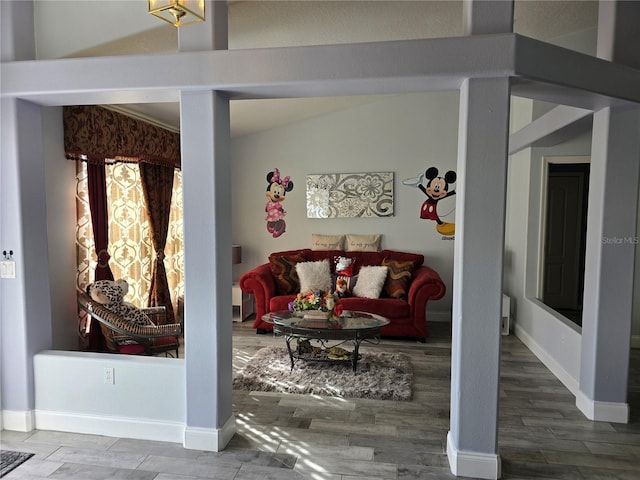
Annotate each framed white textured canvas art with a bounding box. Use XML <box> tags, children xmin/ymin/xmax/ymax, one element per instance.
<box><xmin>306</xmin><ymin>172</ymin><xmax>394</xmax><ymax>218</ymax></box>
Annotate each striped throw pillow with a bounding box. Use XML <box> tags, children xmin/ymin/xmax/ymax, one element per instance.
<box><xmin>381</xmin><ymin>258</ymin><xmax>415</xmax><ymax>299</ymax></box>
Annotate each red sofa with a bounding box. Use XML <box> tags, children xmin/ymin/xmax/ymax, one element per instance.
<box><xmin>239</xmin><ymin>248</ymin><xmax>446</xmax><ymax>341</ymax></box>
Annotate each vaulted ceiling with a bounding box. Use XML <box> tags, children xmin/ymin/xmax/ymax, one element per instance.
<box><xmin>32</xmin><ymin>1</ymin><xmax>598</xmax><ymax>136</ymax></box>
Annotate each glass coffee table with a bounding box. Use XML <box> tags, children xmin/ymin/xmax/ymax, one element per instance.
<box><xmin>262</xmin><ymin>310</ymin><xmax>389</xmax><ymax>372</ymax></box>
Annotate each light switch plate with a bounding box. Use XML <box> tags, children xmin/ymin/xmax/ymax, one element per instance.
<box><xmin>1</xmin><ymin>260</ymin><xmax>16</xmax><ymax>279</ymax></box>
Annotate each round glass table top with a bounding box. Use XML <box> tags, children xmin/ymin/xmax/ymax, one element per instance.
<box><xmin>262</xmin><ymin>310</ymin><xmax>389</xmax><ymax>332</ymax></box>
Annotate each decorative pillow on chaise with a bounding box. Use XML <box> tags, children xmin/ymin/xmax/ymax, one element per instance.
<box><xmin>345</xmin><ymin>234</ymin><xmax>381</xmax><ymax>252</ymax></box>
<box><xmin>86</xmin><ymin>279</ymin><xmax>152</xmax><ymax>326</ymax></box>
<box><xmin>296</xmin><ymin>259</ymin><xmax>333</xmax><ymax>292</ymax></box>
<box><xmin>352</xmin><ymin>265</ymin><xmax>388</xmax><ymax>299</ymax></box>
<box><xmin>269</xmin><ymin>253</ymin><xmax>306</xmax><ymax>294</ymax></box>
<box><xmin>311</xmin><ymin>234</ymin><xmax>345</xmax><ymax>251</ymax></box>
<box><xmin>381</xmin><ymin>258</ymin><xmax>415</xmax><ymax>299</ymax></box>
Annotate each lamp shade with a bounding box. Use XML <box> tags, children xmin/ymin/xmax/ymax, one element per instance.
<box><xmin>149</xmin><ymin>0</ymin><xmax>205</xmax><ymax>27</ymax></box>
<box><xmin>232</xmin><ymin>245</ymin><xmax>242</xmax><ymax>265</ymax></box>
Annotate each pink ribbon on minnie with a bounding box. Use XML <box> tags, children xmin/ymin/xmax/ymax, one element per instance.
<box><xmin>271</xmin><ymin>168</ymin><xmax>290</xmax><ymax>188</ymax></box>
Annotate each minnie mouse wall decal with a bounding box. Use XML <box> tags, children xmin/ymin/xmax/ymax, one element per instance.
<box><xmin>265</xmin><ymin>168</ymin><xmax>294</xmax><ymax>238</ymax></box>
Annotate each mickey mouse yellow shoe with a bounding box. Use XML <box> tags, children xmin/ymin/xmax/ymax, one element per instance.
<box><xmin>436</xmin><ymin>222</ymin><xmax>455</xmax><ymax>236</ymax></box>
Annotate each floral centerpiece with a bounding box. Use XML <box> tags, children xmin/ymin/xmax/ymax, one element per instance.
<box><xmin>288</xmin><ymin>290</ymin><xmax>343</xmax><ymax>318</ymax></box>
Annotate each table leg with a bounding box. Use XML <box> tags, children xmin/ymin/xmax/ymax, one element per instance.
<box><xmin>284</xmin><ymin>335</ymin><xmax>295</xmax><ymax>371</ymax></box>
<box><xmin>352</xmin><ymin>338</ymin><xmax>361</xmax><ymax>372</ymax></box>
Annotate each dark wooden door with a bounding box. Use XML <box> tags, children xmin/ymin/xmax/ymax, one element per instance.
<box><xmin>542</xmin><ymin>163</ymin><xmax>589</xmax><ymax>317</ymax></box>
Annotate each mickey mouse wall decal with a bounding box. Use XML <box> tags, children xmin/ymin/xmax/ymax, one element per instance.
<box><xmin>403</xmin><ymin>166</ymin><xmax>456</xmax><ymax>237</ymax></box>
<box><xmin>265</xmin><ymin>168</ymin><xmax>294</xmax><ymax>238</ymax></box>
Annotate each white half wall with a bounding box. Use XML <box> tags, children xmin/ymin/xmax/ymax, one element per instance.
<box><xmin>33</xmin><ymin>351</ymin><xmax>186</xmax><ymax>443</ymax></box>
<box><xmin>512</xmin><ymin>299</ymin><xmax>581</xmax><ymax>394</ymax></box>
<box><xmin>504</xmin><ymin>130</ymin><xmax>591</xmax><ymax>390</ymax></box>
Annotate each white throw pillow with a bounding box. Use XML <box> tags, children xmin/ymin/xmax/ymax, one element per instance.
<box><xmin>296</xmin><ymin>259</ymin><xmax>332</xmax><ymax>292</ymax></box>
<box><xmin>352</xmin><ymin>265</ymin><xmax>388</xmax><ymax>299</ymax></box>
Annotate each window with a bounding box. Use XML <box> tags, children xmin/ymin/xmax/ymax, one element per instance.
<box><xmin>76</xmin><ymin>161</ymin><xmax>184</xmax><ymax>309</ymax></box>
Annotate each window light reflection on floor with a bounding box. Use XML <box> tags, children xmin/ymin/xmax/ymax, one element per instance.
<box><xmin>233</xmin><ymin>357</ymin><xmax>363</xmax><ymax>477</ymax></box>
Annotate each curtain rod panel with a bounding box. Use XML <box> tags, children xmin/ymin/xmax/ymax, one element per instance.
<box><xmin>64</xmin><ymin>105</ymin><xmax>181</xmax><ymax>169</ymax></box>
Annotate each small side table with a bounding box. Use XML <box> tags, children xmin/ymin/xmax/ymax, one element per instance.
<box><xmin>232</xmin><ymin>283</ymin><xmax>254</xmax><ymax>322</ymax></box>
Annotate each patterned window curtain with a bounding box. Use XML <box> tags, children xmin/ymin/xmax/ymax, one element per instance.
<box><xmin>139</xmin><ymin>161</ymin><xmax>176</xmax><ymax>323</ymax></box>
<box><xmin>76</xmin><ymin>161</ymin><xmax>95</xmax><ymax>291</ymax></box>
<box><xmin>75</xmin><ymin>162</ymin><xmax>184</xmax><ymax>311</ymax></box>
<box><xmin>106</xmin><ymin>162</ymin><xmax>154</xmax><ymax>305</ymax></box>
<box><xmin>166</xmin><ymin>171</ymin><xmax>184</xmax><ymax>312</ymax></box>
<box><xmin>68</xmin><ymin>105</ymin><xmax>183</xmax><ymax>318</ymax></box>
<box><xmin>87</xmin><ymin>164</ymin><xmax>115</xmax><ymax>282</ymax></box>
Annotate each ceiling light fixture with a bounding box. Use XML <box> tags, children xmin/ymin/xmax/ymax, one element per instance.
<box><xmin>149</xmin><ymin>0</ymin><xmax>205</xmax><ymax>27</ymax></box>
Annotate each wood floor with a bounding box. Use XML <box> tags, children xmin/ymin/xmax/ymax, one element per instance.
<box><xmin>1</xmin><ymin>321</ymin><xmax>639</xmax><ymax>479</ymax></box>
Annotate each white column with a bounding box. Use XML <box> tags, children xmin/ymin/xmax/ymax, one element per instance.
<box><xmin>447</xmin><ymin>2</ymin><xmax>512</xmax><ymax>479</ymax></box>
<box><xmin>448</xmin><ymin>76</ymin><xmax>510</xmax><ymax>480</ymax></box>
<box><xmin>181</xmin><ymin>90</ymin><xmax>234</xmax><ymax>451</ymax></box>
<box><xmin>577</xmin><ymin>0</ymin><xmax>640</xmax><ymax>425</ymax></box>
<box><xmin>0</xmin><ymin>0</ymin><xmax>52</xmax><ymax>432</ymax></box>
<box><xmin>178</xmin><ymin>0</ymin><xmax>228</xmax><ymax>52</ymax></box>
<box><xmin>178</xmin><ymin>1</ymin><xmax>235</xmax><ymax>451</ymax></box>
<box><xmin>578</xmin><ymin>107</ymin><xmax>640</xmax><ymax>422</ymax></box>
<box><xmin>462</xmin><ymin>0</ymin><xmax>514</xmax><ymax>35</ymax></box>
<box><xmin>578</xmin><ymin>106</ymin><xmax>640</xmax><ymax>422</ymax></box>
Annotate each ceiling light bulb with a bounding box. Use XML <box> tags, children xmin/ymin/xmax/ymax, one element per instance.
<box><xmin>169</xmin><ymin>7</ymin><xmax>186</xmax><ymax>25</ymax></box>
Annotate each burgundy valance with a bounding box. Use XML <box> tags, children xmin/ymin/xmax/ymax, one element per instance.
<box><xmin>64</xmin><ymin>105</ymin><xmax>181</xmax><ymax>169</ymax></box>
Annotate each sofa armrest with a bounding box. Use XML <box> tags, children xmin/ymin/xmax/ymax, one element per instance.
<box><xmin>407</xmin><ymin>266</ymin><xmax>446</xmax><ymax>335</ymax></box>
<box><xmin>239</xmin><ymin>263</ymin><xmax>276</xmax><ymax>328</ymax></box>
<box><xmin>408</xmin><ymin>266</ymin><xmax>446</xmax><ymax>302</ymax></box>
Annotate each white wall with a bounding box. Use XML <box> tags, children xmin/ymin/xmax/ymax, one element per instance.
<box><xmin>504</xmin><ymin>24</ymin><xmax>640</xmax><ymax>400</ymax></box>
<box><xmin>43</xmin><ymin>107</ymin><xmax>79</xmax><ymax>350</ymax></box>
<box><xmin>41</xmin><ymin>85</ymin><xmax>640</xmax><ymax>370</ymax></box>
<box><xmin>34</xmin><ymin>1</ymin><xmax>163</xmax><ymax>60</ymax></box>
<box><xmin>505</xmin><ymin>120</ymin><xmax>609</xmax><ymax>393</ymax></box>
<box><xmin>34</xmin><ymin>351</ymin><xmax>185</xmax><ymax>442</ymax></box>
<box><xmin>634</xmin><ymin>207</ymin><xmax>640</xmax><ymax>346</ymax></box>
<box><xmin>231</xmin><ymin>91</ymin><xmax>460</xmax><ymax>321</ymax></box>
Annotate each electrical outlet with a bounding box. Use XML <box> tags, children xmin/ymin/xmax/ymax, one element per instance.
<box><xmin>1</xmin><ymin>260</ymin><xmax>16</xmax><ymax>278</ymax></box>
<box><xmin>104</xmin><ymin>367</ymin><xmax>115</xmax><ymax>385</ymax></box>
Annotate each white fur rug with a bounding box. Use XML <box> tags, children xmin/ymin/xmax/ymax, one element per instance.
<box><xmin>233</xmin><ymin>346</ymin><xmax>412</xmax><ymax>401</ymax></box>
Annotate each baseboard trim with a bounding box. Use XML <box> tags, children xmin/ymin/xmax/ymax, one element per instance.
<box><xmin>447</xmin><ymin>431</ymin><xmax>501</xmax><ymax>480</ymax></box>
<box><xmin>575</xmin><ymin>390</ymin><xmax>629</xmax><ymax>423</ymax></box>
<box><xmin>2</xmin><ymin>409</ymin><xmax>35</xmax><ymax>432</ymax></box>
<box><xmin>183</xmin><ymin>415</ymin><xmax>237</xmax><ymax>452</ymax></box>
<box><xmin>35</xmin><ymin>410</ymin><xmax>184</xmax><ymax>443</ymax></box>
<box><xmin>513</xmin><ymin>323</ymin><xmax>579</xmax><ymax>396</ymax></box>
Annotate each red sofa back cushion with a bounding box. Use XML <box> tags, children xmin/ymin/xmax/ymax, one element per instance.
<box><xmin>268</xmin><ymin>249</ymin><xmax>424</xmax><ymax>278</ymax></box>
<box><xmin>380</xmin><ymin>250</ymin><xmax>424</xmax><ymax>270</ymax></box>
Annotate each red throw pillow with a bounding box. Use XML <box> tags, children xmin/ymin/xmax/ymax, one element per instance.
<box><xmin>269</xmin><ymin>253</ymin><xmax>306</xmax><ymax>294</ymax></box>
<box><xmin>118</xmin><ymin>343</ymin><xmax>145</xmax><ymax>355</ymax></box>
<box><xmin>334</xmin><ymin>255</ymin><xmax>356</xmax><ymax>276</ymax></box>
<box><xmin>381</xmin><ymin>258</ymin><xmax>415</xmax><ymax>299</ymax></box>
